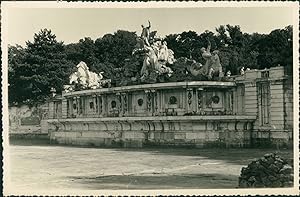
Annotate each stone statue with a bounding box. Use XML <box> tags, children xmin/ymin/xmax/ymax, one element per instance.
<box><xmin>226</xmin><ymin>70</ymin><xmax>231</xmax><ymax>77</ymax></box>
<box><xmin>167</xmin><ymin>49</ymin><xmax>175</xmax><ymax>64</ymax></box>
<box><xmin>65</xmin><ymin>61</ymin><xmax>107</xmax><ymax>91</ymax></box>
<box><xmin>134</xmin><ymin>22</ymin><xmax>174</xmax><ymax>83</ymax></box>
<box><xmin>88</xmin><ymin>72</ymin><xmax>101</xmax><ymax>89</ymax></box>
<box><xmin>140</xmin><ymin>45</ymin><xmax>173</xmax><ymax>82</ymax></box>
<box><xmin>200</xmin><ymin>40</ymin><xmax>223</xmax><ymax>79</ymax></box>
<box><xmin>152</xmin><ymin>39</ymin><xmax>161</xmax><ymax>57</ymax></box>
<box><xmin>200</xmin><ymin>40</ymin><xmax>212</xmax><ymax>78</ymax></box>
<box><xmin>141</xmin><ymin>46</ymin><xmax>157</xmax><ymax>77</ymax></box>
<box><xmin>69</xmin><ymin>72</ymin><xmax>79</xmax><ymax>85</ymax></box>
<box><xmin>141</xmin><ymin>20</ymin><xmax>151</xmax><ymax>46</ymax></box>
<box><xmin>63</xmin><ymin>85</ymin><xmax>73</xmax><ymax>93</ymax></box>
<box><xmin>177</xmin><ymin>57</ymin><xmax>207</xmax><ymax>78</ymax></box>
<box><xmin>75</xmin><ymin>61</ymin><xmax>90</xmax><ymax>88</ymax></box>
<box><xmin>50</xmin><ymin>87</ymin><xmax>56</xmax><ymax>97</ymax></box>
<box><xmin>210</xmin><ymin>50</ymin><xmax>223</xmax><ymax>78</ymax></box>
<box><xmin>158</xmin><ymin>41</ymin><xmax>169</xmax><ymax>62</ymax></box>
<box><xmin>240</xmin><ymin>66</ymin><xmax>245</xmax><ymax>75</ymax></box>
<box><xmin>187</xmin><ymin>60</ymin><xmax>205</xmax><ymax>77</ymax></box>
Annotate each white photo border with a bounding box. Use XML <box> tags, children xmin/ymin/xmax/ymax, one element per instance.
<box><xmin>1</xmin><ymin>1</ymin><xmax>299</xmax><ymax>196</ymax></box>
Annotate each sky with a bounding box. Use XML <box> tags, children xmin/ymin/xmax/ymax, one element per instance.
<box><xmin>6</xmin><ymin>6</ymin><xmax>295</xmax><ymax>46</ymax></box>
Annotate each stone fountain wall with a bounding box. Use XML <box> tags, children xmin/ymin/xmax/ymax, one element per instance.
<box><xmin>48</xmin><ymin>116</ymin><xmax>255</xmax><ymax>148</ymax></box>
<box><xmin>25</xmin><ymin>66</ymin><xmax>293</xmax><ymax>148</ymax></box>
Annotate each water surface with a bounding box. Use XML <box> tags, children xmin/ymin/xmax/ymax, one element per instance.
<box><xmin>8</xmin><ymin>144</ymin><xmax>293</xmax><ymax>192</ymax></box>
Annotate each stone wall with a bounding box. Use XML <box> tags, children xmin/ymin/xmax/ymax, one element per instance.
<box><xmin>48</xmin><ymin>116</ymin><xmax>255</xmax><ymax>148</ymax></box>
<box><xmin>284</xmin><ymin>77</ymin><xmax>293</xmax><ymax>131</ymax></box>
<box><xmin>46</xmin><ymin>68</ymin><xmax>294</xmax><ymax>148</ymax></box>
<box><xmin>9</xmin><ymin>103</ymin><xmax>48</xmax><ymax>134</ymax></box>
<box><xmin>235</xmin><ymin>67</ymin><xmax>293</xmax><ymax>148</ymax></box>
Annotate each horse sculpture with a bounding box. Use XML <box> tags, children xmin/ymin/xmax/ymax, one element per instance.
<box><xmin>140</xmin><ymin>45</ymin><xmax>173</xmax><ymax>82</ymax></box>
<box><xmin>132</xmin><ymin>21</ymin><xmax>175</xmax><ymax>83</ymax></box>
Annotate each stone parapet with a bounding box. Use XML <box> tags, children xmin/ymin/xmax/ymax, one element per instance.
<box><xmin>245</xmin><ymin>69</ymin><xmax>261</xmax><ymax>80</ymax></box>
<box><xmin>63</xmin><ymin>81</ymin><xmax>236</xmax><ymax>97</ymax></box>
<box><xmin>269</xmin><ymin>66</ymin><xmax>285</xmax><ymax>79</ymax></box>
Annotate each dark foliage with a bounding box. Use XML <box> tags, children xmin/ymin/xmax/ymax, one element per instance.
<box><xmin>8</xmin><ymin>25</ymin><xmax>293</xmax><ymax>105</ymax></box>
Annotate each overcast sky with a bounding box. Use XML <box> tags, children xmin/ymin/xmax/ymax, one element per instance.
<box><xmin>6</xmin><ymin>6</ymin><xmax>294</xmax><ymax>46</ymax></box>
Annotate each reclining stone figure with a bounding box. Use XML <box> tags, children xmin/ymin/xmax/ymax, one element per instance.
<box><xmin>64</xmin><ymin>61</ymin><xmax>108</xmax><ymax>92</ymax></box>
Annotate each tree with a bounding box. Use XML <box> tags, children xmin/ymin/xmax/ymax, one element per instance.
<box><xmin>8</xmin><ymin>29</ymin><xmax>74</xmax><ymax>105</ymax></box>
<box><xmin>255</xmin><ymin>26</ymin><xmax>292</xmax><ymax>70</ymax></box>
<box><xmin>9</xmin><ymin>26</ymin><xmax>293</xmax><ymax>104</ymax></box>
<box><xmin>8</xmin><ymin>44</ymin><xmax>27</xmax><ymax>104</ymax></box>
<box><xmin>93</xmin><ymin>30</ymin><xmax>138</xmax><ymax>85</ymax></box>
<box><xmin>65</xmin><ymin>37</ymin><xmax>98</xmax><ymax>69</ymax></box>
<box><xmin>215</xmin><ymin>25</ymin><xmax>230</xmax><ymax>48</ymax></box>
<box><xmin>95</xmin><ymin>30</ymin><xmax>137</xmax><ymax>66</ymax></box>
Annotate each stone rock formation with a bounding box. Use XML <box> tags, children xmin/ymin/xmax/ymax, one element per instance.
<box><xmin>64</xmin><ymin>61</ymin><xmax>110</xmax><ymax>92</ymax></box>
<box><xmin>238</xmin><ymin>153</ymin><xmax>293</xmax><ymax>188</ymax></box>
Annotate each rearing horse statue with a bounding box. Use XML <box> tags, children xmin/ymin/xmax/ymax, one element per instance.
<box><xmin>140</xmin><ymin>45</ymin><xmax>173</xmax><ymax>81</ymax></box>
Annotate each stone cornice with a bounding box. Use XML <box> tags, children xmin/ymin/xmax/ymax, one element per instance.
<box><xmin>47</xmin><ymin>115</ymin><xmax>257</xmax><ymax>123</ymax></box>
<box><xmin>63</xmin><ymin>81</ymin><xmax>236</xmax><ymax>97</ymax></box>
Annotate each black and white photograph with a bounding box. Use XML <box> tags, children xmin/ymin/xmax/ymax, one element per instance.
<box><xmin>2</xmin><ymin>1</ymin><xmax>299</xmax><ymax>196</ymax></box>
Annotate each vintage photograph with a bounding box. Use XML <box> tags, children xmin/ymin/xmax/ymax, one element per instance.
<box><xmin>2</xmin><ymin>1</ymin><xmax>299</xmax><ymax>196</ymax></box>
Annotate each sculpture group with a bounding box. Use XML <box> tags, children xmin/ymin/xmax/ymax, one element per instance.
<box><xmin>64</xmin><ymin>21</ymin><xmax>225</xmax><ymax>92</ymax></box>
<box><xmin>133</xmin><ymin>21</ymin><xmax>224</xmax><ymax>82</ymax></box>
<box><xmin>133</xmin><ymin>21</ymin><xmax>175</xmax><ymax>82</ymax></box>
<box><xmin>190</xmin><ymin>40</ymin><xmax>223</xmax><ymax>79</ymax></box>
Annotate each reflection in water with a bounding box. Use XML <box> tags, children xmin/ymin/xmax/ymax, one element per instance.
<box><xmin>8</xmin><ymin>145</ymin><xmax>292</xmax><ymax>191</ymax></box>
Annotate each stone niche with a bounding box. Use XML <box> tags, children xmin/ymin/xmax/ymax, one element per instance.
<box><xmin>202</xmin><ymin>90</ymin><xmax>225</xmax><ymax>114</ymax></box>
<box><xmin>163</xmin><ymin>89</ymin><xmax>184</xmax><ymax>116</ymax></box>
<box><xmin>107</xmin><ymin>93</ymin><xmax>121</xmax><ymax>117</ymax></box>
<box><xmin>131</xmin><ymin>91</ymin><xmax>147</xmax><ymax>116</ymax></box>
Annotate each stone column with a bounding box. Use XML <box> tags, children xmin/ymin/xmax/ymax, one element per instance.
<box><xmin>196</xmin><ymin>88</ymin><xmax>204</xmax><ymax>114</ymax></box>
<box><xmin>243</xmin><ymin>69</ymin><xmax>260</xmax><ymax>117</ymax></box>
<box><xmin>226</xmin><ymin>89</ymin><xmax>233</xmax><ymax>115</ymax></box>
<box><xmin>101</xmin><ymin>94</ymin><xmax>107</xmax><ymax>117</ymax></box>
<box><xmin>121</xmin><ymin>92</ymin><xmax>128</xmax><ymax>116</ymax></box>
<box><xmin>78</xmin><ymin>96</ymin><xmax>83</xmax><ymax>116</ymax></box>
<box><xmin>74</xmin><ymin>96</ymin><xmax>79</xmax><ymax>117</ymax></box>
<box><xmin>92</xmin><ymin>94</ymin><xmax>97</xmax><ymax>117</ymax></box>
<box><xmin>61</xmin><ymin>98</ymin><xmax>68</xmax><ymax>118</ymax></box>
<box><xmin>48</xmin><ymin>101</ymin><xmax>54</xmax><ymax>119</ymax></box>
<box><xmin>145</xmin><ymin>90</ymin><xmax>153</xmax><ymax>115</ymax></box>
<box><xmin>186</xmin><ymin>88</ymin><xmax>193</xmax><ymax>114</ymax></box>
<box><xmin>96</xmin><ymin>95</ymin><xmax>102</xmax><ymax>117</ymax></box>
<box><xmin>269</xmin><ymin>67</ymin><xmax>286</xmax><ymax>131</ymax></box>
<box><xmin>269</xmin><ymin>66</ymin><xmax>289</xmax><ymax>146</ymax></box>
<box><xmin>152</xmin><ymin>90</ymin><xmax>158</xmax><ymax>115</ymax></box>
<box><xmin>160</xmin><ymin>90</ymin><xmax>165</xmax><ymax>114</ymax></box>
<box><xmin>232</xmin><ymin>87</ymin><xmax>238</xmax><ymax>115</ymax></box>
<box><xmin>244</xmin><ymin>82</ymin><xmax>258</xmax><ymax>116</ymax></box>
<box><xmin>116</xmin><ymin>92</ymin><xmax>122</xmax><ymax>117</ymax></box>
<box><xmin>270</xmin><ymin>80</ymin><xmax>285</xmax><ymax>130</ymax></box>
<box><xmin>156</xmin><ymin>90</ymin><xmax>161</xmax><ymax>115</ymax></box>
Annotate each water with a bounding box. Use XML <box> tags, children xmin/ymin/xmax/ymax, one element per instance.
<box><xmin>6</xmin><ymin>144</ymin><xmax>293</xmax><ymax>193</ymax></box>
